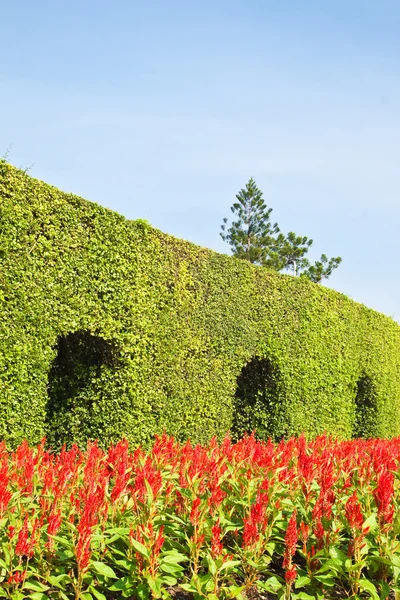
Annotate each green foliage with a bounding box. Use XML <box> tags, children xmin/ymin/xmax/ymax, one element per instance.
<box><xmin>267</xmin><ymin>230</ymin><xmax>313</xmax><ymax>274</ymax></box>
<box><xmin>220</xmin><ymin>177</ymin><xmax>279</xmax><ymax>265</ymax></box>
<box><xmin>301</xmin><ymin>253</ymin><xmax>343</xmax><ymax>283</ymax></box>
<box><xmin>221</xmin><ymin>177</ymin><xmax>342</xmax><ymax>282</ymax></box>
<box><xmin>1</xmin><ymin>160</ymin><xmax>400</xmax><ymax>449</ymax></box>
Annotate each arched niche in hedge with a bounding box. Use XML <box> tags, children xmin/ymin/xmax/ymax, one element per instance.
<box><xmin>45</xmin><ymin>331</ymin><xmax>118</xmax><ymax>449</ymax></box>
<box><xmin>231</xmin><ymin>356</ymin><xmax>284</xmax><ymax>441</ymax></box>
<box><xmin>352</xmin><ymin>374</ymin><xmax>378</xmax><ymax>439</ymax></box>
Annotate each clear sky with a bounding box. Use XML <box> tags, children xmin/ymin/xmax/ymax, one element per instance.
<box><xmin>1</xmin><ymin>1</ymin><xmax>399</xmax><ymax>321</ymax></box>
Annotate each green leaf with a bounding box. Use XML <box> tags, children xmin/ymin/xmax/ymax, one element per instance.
<box><xmin>295</xmin><ymin>575</ymin><xmax>311</xmax><ymax>589</ymax></box>
<box><xmin>362</xmin><ymin>513</ymin><xmax>378</xmax><ymax>533</ymax></box>
<box><xmin>49</xmin><ymin>534</ymin><xmax>73</xmax><ymax>549</ymax></box>
<box><xmin>159</xmin><ymin>563</ymin><xmax>183</xmax><ymax>575</ymax></box>
<box><xmin>91</xmin><ymin>561</ymin><xmax>117</xmax><ymax>579</ymax></box>
<box><xmin>179</xmin><ymin>583</ymin><xmax>198</xmax><ymax>593</ymax></box>
<box><xmin>146</xmin><ymin>576</ymin><xmax>162</xmax><ymax>598</ymax></box>
<box><xmin>160</xmin><ymin>575</ymin><xmax>177</xmax><ymax>587</ymax></box>
<box><xmin>257</xmin><ymin>576</ymin><xmax>283</xmax><ymax>592</ymax></box>
<box><xmin>205</xmin><ymin>554</ymin><xmax>217</xmax><ymax>576</ymax></box>
<box><xmin>329</xmin><ymin>546</ymin><xmax>348</xmax><ymax>562</ymax></box>
<box><xmin>225</xmin><ymin>585</ymin><xmax>245</xmax><ymax>599</ymax></box>
<box><xmin>47</xmin><ymin>573</ymin><xmax>73</xmax><ymax>588</ymax></box>
<box><xmin>89</xmin><ymin>586</ymin><xmax>107</xmax><ymax>600</ymax></box>
<box><xmin>136</xmin><ymin>582</ymin><xmax>151</xmax><ymax>600</ymax></box>
<box><xmin>24</xmin><ymin>581</ymin><xmax>50</xmax><ymax>592</ymax></box>
<box><xmin>161</xmin><ymin>551</ymin><xmax>189</xmax><ymax>564</ymax></box>
<box><xmin>313</xmin><ymin>574</ymin><xmax>335</xmax><ymax>587</ymax></box>
<box><xmin>104</xmin><ymin>527</ymin><xmax>131</xmax><ymax>536</ymax></box>
<box><xmin>380</xmin><ymin>581</ymin><xmax>391</xmax><ymax>600</ymax></box>
<box><xmin>359</xmin><ymin>578</ymin><xmax>379</xmax><ymax>600</ymax></box>
<box><xmin>108</xmin><ymin>576</ymin><xmax>135</xmax><ymax>592</ymax></box>
<box><xmin>219</xmin><ymin>560</ymin><xmax>241</xmax><ymax>572</ymax></box>
<box><xmin>130</xmin><ymin>538</ymin><xmax>150</xmax><ymax>559</ymax></box>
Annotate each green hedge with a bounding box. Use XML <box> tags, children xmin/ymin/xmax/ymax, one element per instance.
<box><xmin>1</xmin><ymin>160</ymin><xmax>400</xmax><ymax>449</ymax></box>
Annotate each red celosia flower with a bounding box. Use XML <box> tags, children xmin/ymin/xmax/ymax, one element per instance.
<box><xmin>242</xmin><ymin>491</ymin><xmax>269</xmax><ymax>548</ymax></box>
<box><xmin>243</xmin><ymin>517</ymin><xmax>259</xmax><ymax>547</ymax></box>
<box><xmin>345</xmin><ymin>491</ymin><xmax>364</xmax><ymax>530</ymax></box>
<box><xmin>15</xmin><ymin>516</ymin><xmax>33</xmax><ymax>557</ymax></box>
<box><xmin>190</xmin><ymin>498</ymin><xmax>202</xmax><ymax>526</ymax></box>
<box><xmin>134</xmin><ymin>458</ymin><xmax>163</xmax><ymax>502</ymax></box>
<box><xmin>7</xmin><ymin>570</ymin><xmax>27</xmax><ymax>585</ymax></box>
<box><xmin>211</xmin><ymin>519</ymin><xmax>223</xmax><ymax>557</ymax></box>
<box><xmin>153</xmin><ymin>526</ymin><xmax>165</xmax><ymax>559</ymax></box>
<box><xmin>285</xmin><ymin>566</ymin><xmax>297</xmax><ymax>583</ymax></box>
<box><xmin>208</xmin><ymin>481</ymin><xmax>226</xmax><ymax>511</ymax></box>
<box><xmin>47</xmin><ymin>508</ymin><xmax>62</xmax><ymax>549</ymax></box>
<box><xmin>76</xmin><ymin>485</ymin><xmax>106</xmax><ymax>571</ymax></box>
<box><xmin>374</xmin><ymin>470</ymin><xmax>395</xmax><ymax>525</ymax></box>
<box><xmin>283</xmin><ymin>510</ymin><xmax>298</xmax><ymax>571</ymax></box>
<box><xmin>299</xmin><ymin>521</ymin><xmax>309</xmax><ymax>544</ymax></box>
<box><xmin>313</xmin><ymin>518</ymin><xmax>325</xmax><ymax>550</ymax></box>
<box><xmin>174</xmin><ymin>490</ymin><xmax>185</xmax><ymax>515</ymax></box>
<box><xmin>0</xmin><ymin>459</ymin><xmax>12</xmax><ymax>517</ymax></box>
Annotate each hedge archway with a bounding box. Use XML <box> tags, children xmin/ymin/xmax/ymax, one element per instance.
<box><xmin>231</xmin><ymin>357</ymin><xmax>285</xmax><ymax>441</ymax></box>
<box><xmin>45</xmin><ymin>331</ymin><xmax>118</xmax><ymax>449</ymax></box>
<box><xmin>352</xmin><ymin>374</ymin><xmax>379</xmax><ymax>439</ymax></box>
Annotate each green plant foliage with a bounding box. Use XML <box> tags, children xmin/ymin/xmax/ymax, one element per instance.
<box><xmin>1</xmin><ymin>160</ymin><xmax>400</xmax><ymax>449</ymax></box>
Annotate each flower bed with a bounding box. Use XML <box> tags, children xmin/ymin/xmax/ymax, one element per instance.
<box><xmin>0</xmin><ymin>435</ymin><xmax>399</xmax><ymax>599</ymax></box>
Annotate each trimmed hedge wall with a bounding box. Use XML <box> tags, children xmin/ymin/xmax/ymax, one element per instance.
<box><xmin>1</xmin><ymin>160</ymin><xmax>400</xmax><ymax>449</ymax></box>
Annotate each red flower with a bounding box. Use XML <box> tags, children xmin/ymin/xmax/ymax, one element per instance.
<box><xmin>313</xmin><ymin>518</ymin><xmax>325</xmax><ymax>550</ymax></box>
<box><xmin>299</xmin><ymin>521</ymin><xmax>309</xmax><ymax>544</ymax></box>
<box><xmin>211</xmin><ymin>519</ymin><xmax>223</xmax><ymax>557</ymax></box>
<box><xmin>283</xmin><ymin>511</ymin><xmax>297</xmax><ymax>566</ymax></box>
<box><xmin>283</xmin><ymin>510</ymin><xmax>298</xmax><ymax>579</ymax></box>
<box><xmin>46</xmin><ymin>508</ymin><xmax>62</xmax><ymax>549</ymax></box>
<box><xmin>0</xmin><ymin>460</ymin><xmax>12</xmax><ymax>517</ymax></box>
<box><xmin>374</xmin><ymin>471</ymin><xmax>395</xmax><ymax>525</ymax></box>
<box><xmin>190</xmin><ymin>498</ymin><xmax>202</xmax><ymax>526</ymax></box>
<box><xmin>15</xmin><ymin>516</ymin><xmax>33</xmax><ymax>557</ymax></box>
<box><xmin>285</xmin><ymin>566</ymin><xmax>297</xmax><ymax>584</ymax></box>
<box><xmin>243</xmin><ymin>517</ymin><xmax>259</xmax><ymax>547</ymax></box>
<box><xmin>153</xmin><ymin>526</ymin><xmax>165</xmax><ymax>559</ymax></box>
<box><xmin>76</xmin><ymin>485</ymin><xmax>106</xmax><ymax>571</ymax></box>
<box><xmin>345</xmin><ymin>491</ymin><xmax>364</xmax><ymax>530</ymax></box>
<box><xmin>7</xmin><ymin>570</ymin><xmax>27</xmax><ymax>585</ymax></box>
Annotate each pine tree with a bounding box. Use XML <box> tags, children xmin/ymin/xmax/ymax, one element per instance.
<box><xmin>300</xmin><ymin>254</ymin><xmax>342</xmax><ymax>283</ymax></box>
<box><xmin>220</xmin><ymin>178</ymin><xmax>279</xmax><ymax>265</ymax></box>
<box><xmin>268</xmin><ymin>231</ymin><xmax>313</xmax><ymax>276</ymax></box>
<box><xmin>221</xmin><ymin>178</ymin><xmax>342</xmax><ymax>283</ymax></box>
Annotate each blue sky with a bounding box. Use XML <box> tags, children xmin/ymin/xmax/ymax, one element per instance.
<box><xmin>1</xmin><ymin>1</ymin><xmax>399</xmax><ymax>321</ymax></box>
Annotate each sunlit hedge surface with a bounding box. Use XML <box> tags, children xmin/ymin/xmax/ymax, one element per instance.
<box><xmin>1</xmin><ymin>160</ymin><xmax>400</xmax><ymax>448</ymax></box>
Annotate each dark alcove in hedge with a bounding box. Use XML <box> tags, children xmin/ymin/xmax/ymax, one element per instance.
<box><xmin>45</xmin><ymin>332</ymin><xmax>117</xmax><ymax>449</ymax></box>
<box><xmin>231</xmin><ymin>357</ymin><xmax>285</xmax><ymax>441</ymax></box>
<box><xmin>352</xmin><ymin>374</ymin><xmax>379</xmax><ymax>439</ymax></box>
